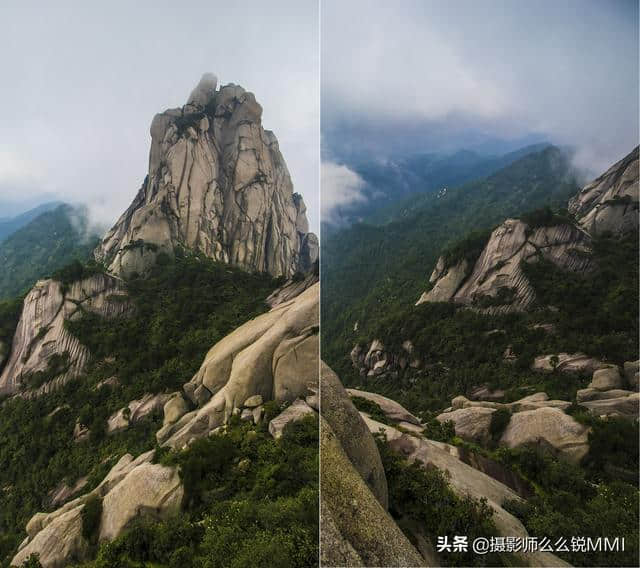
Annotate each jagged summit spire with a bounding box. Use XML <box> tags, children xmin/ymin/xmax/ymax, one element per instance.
<box><xmin>95</xmin><ymin>74</ymin><xmax>317</xmax><ymax>278</ymax></box>
<box><xmin>186</xmin><ymin>72</ymin><xmax>218</xmax><ymax>106</ymax></box>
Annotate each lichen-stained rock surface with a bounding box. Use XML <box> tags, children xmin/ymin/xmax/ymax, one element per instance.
<box><xmin>420</xmin><ymin>218</ymin><xmax>594</xmax><ymax>310</ymax></box>
<box><xmin>0</xmin><ymin>273</ymin><xmax>131</xmax><ymax>396</ymax></box>
<box><xmin>95</xmin><ymin>73</ymin><xmax>317</xmax><ymax>279</ymax></box>
<box><xmin>569</xmin><ymin>146</ymin><xmax>639</xmax><ymax>236</ymax></box>
<box><xmin>322</xmin><ymin>364</ymin><xmax>389</xmax><ymax>508</ymax></box>
<box><xmin>320</xmin><ymin>417</ymin><xmax>428</xmax><ymax>567</ymax></box>
<box><xmin>158</xmin><ymin>283</ymin><xmax>319</xmax><ymax>448</ymax></box>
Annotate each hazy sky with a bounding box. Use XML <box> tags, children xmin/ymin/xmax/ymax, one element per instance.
<box><xmin>322</xmin><ymin>0</ymin><xmax>638</xmax><ymax>214</ymax></box>
<box><xmin>0</xmin><ymin>0</ymin><xmax>319</xmax><ymax>231</ymax></box>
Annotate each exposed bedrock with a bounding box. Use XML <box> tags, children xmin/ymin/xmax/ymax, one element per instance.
<box><xmin>95</xmin><ymin>74</ymin><xmax>317</xmax><ymax>279</ymax></box>
<box><xmin>568</xmin><ymin>146</ymin><xmax>639</xmax><ymax>236</ymax></box>
<box><xmin>0</xmin><ymin>273</ymin><xmax>131</xmax><ymax>396</ymax></box>
<box><xmin>157</xmin><ymin>283</ymin><xmax>319</xmax><ymax>448</ymax></box>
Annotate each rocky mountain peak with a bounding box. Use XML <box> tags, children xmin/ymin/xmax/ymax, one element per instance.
<box><xmin>569</xmin><ymin>146</ymin><xmax>639</xmax><ymax>236</ymax></box>
<box><xmin>95</xmin><ymin>73</ymin><xmax>317</xmax><ymax>278</ymax></box>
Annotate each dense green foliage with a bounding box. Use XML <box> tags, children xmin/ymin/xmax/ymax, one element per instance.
<box><xmin>377</xmin><ymin>436</ymin><xmax>504</xmax><ymax>566</ymax></box>
<box><xmin>440</xmin><ymin>229</ymin><xmax>491</xmax><ymax>269</ymax></box>
<box><xmin>52</xmin><ymin>259</ymin><xmax>105</xmax><ymax>288</ymax></box>
<box><xmin>521</xmin><ymin>232</ymin><xmax>639</xmax><ymax>363</ymax></box>
<box><xmin>324</xmin><ymin>145</ymin><xmax>638</xmax><ymax>567</ymax></box>
<box><xmin>80</xmin><ymin>417</ymin><xmax>318</xmax><ymax>568</ymax></box>
<box><xmin>322</xmin><ymin>146</ymin><xmax>579</xmax><ymax>375</ymax></box>
<box><xmin>0</xmin><ymin>296</ymin><xmax>22</xmax><ymax>372</ymax></box>
<box><xmin>0</xmin><ymin>255</ymin><xmax>278</xmax><ymax>565</ymax></box>
<box><xmin>520</xmin><ymin>205</ymin><xmax>574</xmax><ymax>228</ymax></box>
<box><xmin>326</xmin><ymin>232</ymin><xmax>638</xmax><ymax>415</ymax></box>
<box><xmin>488</xmin><ymin>408</ymin><xmax>511</xmax><ymax>444</ymax></box>
<box><xmin>81</xmin><ymin>496</ymin><xmax>103</xmax><ymax>544</ymax></box>
<box><xmin>498</xmin><ymin>441</ymin><xmax>639</xmax><ymax>567</ymax></box>
<box><xmin>338</xmin><ymin>144</ymin><xmax>549</xmax><ymax>225</ymax></box>
<box><xmin>65</xmin><ymin>252</ymin><xmax>277</xmax><ymax>399</ymax></box>
<box><xmin>0</xmin><ymin>205</ymin><xmax>100</xmax><ymax>300</ymax></box>
<box><xmin>350</xmin><ymin>396</ymin><xmax>390</xmax><ymax>424</ymax></box>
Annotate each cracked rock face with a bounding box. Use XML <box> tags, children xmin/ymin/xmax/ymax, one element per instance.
<box><xmin>95</xmin><ymin>73</ymin><xmax>317</xmax><ymax>279</ymax></box>
<box><xmin>0</xmin><ymin>274</ymin><xmax>131</xmax><ymax>396</ymax></box>
<box><xmin>419</xmin><ymin>219</ymin><xmax>594</xmax><ymax>311</ymax></box>
<box><xmin>569</xmin><ymin>146</ymin><xmax>639</xmax><ymax>236</ymax></box>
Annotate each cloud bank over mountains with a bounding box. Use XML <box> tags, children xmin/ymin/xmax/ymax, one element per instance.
<box><xmin>322</xmin><ymin>0</ymin><xmax>638</xmax><ymax>175</ymax></box>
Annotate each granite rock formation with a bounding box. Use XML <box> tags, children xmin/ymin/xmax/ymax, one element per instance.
<box><xmin>95</xmin><ymin>73</ymin><xmax>317</xmax><ymax>279</ymax></box>
<box><xmin>0</xmin><ymin>273</ymin><xmax>131</xmax><ymax>396</ymax></box>
<box><xmin>569</xmin><ymin>146</ymin><xmax>639</xmax><ymax>236</ymax></box>
<box><xmin>418</xmin><ymin>219</ymin><xmax>593</xmax><ymax>311</ymax></box>
<box><xmin>320</xmin><ymin>363</ymin><xmax>429</xmax><ymax>567</ymax></box>
<box><xmin>157</xmin><ymin>282</ymin><xmax>319</xmax><ymax>448</ymax></box>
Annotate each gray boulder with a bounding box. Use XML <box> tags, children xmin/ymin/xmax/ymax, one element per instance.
<box><xmin>589</xmin><ymin>366</ymin><xmax>623</xmax><ymax>391</ymax></box>
<box><xmin>500</xmin><ymin>407</ymin><xmax>589</xmax><ymax>463</ymax></box>
<box><xmin>11</xmin><ymin>506</ymin><xmax>88</xmax><ymax>568</ymax></box>
<box><xmin>268</xmin><ymin>399</ymin><xmax>315</xmax><ymax>439</ymax></box>
<box><xmin>581</xmin><ymin>393</ymin><xmax>639</xmax><ymax>418</ymax></box>
<box><xmin>99</xmin><ymin>462</ymin><xmax>183</xmax><ymax>541</ymax></box>
<box><xmin>163</xmin><ymin>393</ymin><xmax>189</xmax><ymax>426</ymax></box>
<box><xmin>347</xmin><ymin>389</ymin><xmax>421</xmax><ymax>425</ymax></box>
<box><xmin>436</xmin><ymin>407</ymin><xmax>495</xmax><ymax>444</ymax></box>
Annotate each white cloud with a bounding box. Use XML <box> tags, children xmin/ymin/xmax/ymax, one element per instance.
<box><xmin>0</xmin><ymin>0</ymin><xmax>319</xmax><ymax>232</ymax></box>
<box><xmin>322</xmin><ymin>0</ymin><xmax>638</xmax><ymax>172</ymax></box>
<box><xmin>321</xmin><ymin>161</ymin><xmax>367</xmax><ymax>223</ymax></box>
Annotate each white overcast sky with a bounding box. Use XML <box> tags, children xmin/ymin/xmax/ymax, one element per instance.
<box><xmin>0</xmin><ymin>0</ymin><xmax>319</xmax><ymax>231</ymax></box>
<box><xmin>322</xmin><ymin>0</ymin><xmax>638</xmax><ymax>179</ymax></box>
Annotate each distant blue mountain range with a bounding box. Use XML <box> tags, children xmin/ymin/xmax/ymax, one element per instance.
<box><xmin>0</xmin><ymin>201</ymin><xmax>63</xmax><ymax>242</ymax></box>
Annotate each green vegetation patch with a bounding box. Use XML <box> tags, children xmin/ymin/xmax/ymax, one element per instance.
<box><xmin>350</xmin><ymin>396</ymin><xmax>390</xmax><ymax>424</ymax></box>
<box><xmin>0</xmin><ymin>254</ymin><xmax>278</xmax><ymax>564</ymax></box>
<box><xmin>377</xmin><ymin>435</ymin><xmax>504</xmax><ymax>566</ymax></box>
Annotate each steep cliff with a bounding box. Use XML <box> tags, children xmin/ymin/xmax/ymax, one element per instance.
<box><xmin>95</xmin><ymin>73</ymin><xmax>317</xmax><ymax>278</ymax></box>
<box><xmin>569</xmin><ymin>146</ymin><xmax>639</xmax><ymax>236</ymax></box>
<box><xmin>0</xmin><ymin>273</ymin><xmax>131</xmax><ymax>396</ymax></box>
<box><xmin>418</xmin><ymin>219</ymin><xmax>593</xmax><ymax>310</ymax></box>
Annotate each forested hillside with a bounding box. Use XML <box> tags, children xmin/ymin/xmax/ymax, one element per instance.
<box><xmin>0</xmin><ymin>205</ymin><xmax>100</xmax><ymax>300</ymax></box>
<box><xmin>322</xmin><ymin>146</ymin><xmax>579</xmax><ymax>369</ymax></box>
<box><xmin>0</xmin><ymin>254</ymin><xmax>299</xmax><ymax>565</ymax></box>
